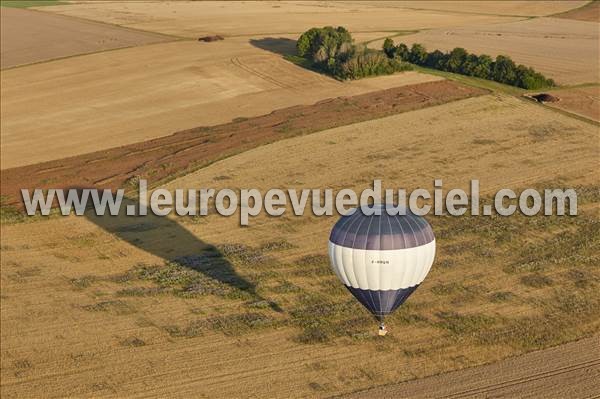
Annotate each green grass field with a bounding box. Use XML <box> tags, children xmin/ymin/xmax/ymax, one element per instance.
<box><xmin>1</xmin><ymin>0</ymin><xmax>67</xmax><ymax>8</ymax></box>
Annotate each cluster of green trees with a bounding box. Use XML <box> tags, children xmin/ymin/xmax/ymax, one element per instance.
<box><xmin>294</xmin><ymin>27</ymin><xmax>554</xmax><ymax>88</ymax></box>
<box><xmin>382</xmin><ymin>38</ymin><xmax>555</xmax><ymax>89</ymax></box>
<box><xmin>296</xmin><ymin>26</ymin><xmax>412</xmax><ymax>80</ymax></box>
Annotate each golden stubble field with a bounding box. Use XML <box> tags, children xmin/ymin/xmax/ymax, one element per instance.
<box><xmin>2</xmin><ymin>94</ymin><xmax>598</xmax><ymax>398</ymax></box>
<box><xmin>0</xmin><ymin>7</ymin><xmax>171</xmax><ymax>69</ymax></box>
<box><xmin>0</xmin><ymin>39</ymin><xmax>440</xmax><ymax>169</ymax></box>
<box><xmin>348</xmin><ymin>1</ymin><xmax>590</xmax><ymax>17</ymax></box>
<box><xmin>2</xmin><ymin>0</ymin><xmax>594</xmax><ymax>169</ymax></box>
<box><xmin>1</xmin><ymin>1</ymin><xmax>599</xmax><ymax>397</ymax></box>
<box><xmin>40</xmin><ymin>0</ymin><xmax>540</xmax><ymax>38</ymax></box>
<box><xmin>38</xmin><ymin>1</ymin><xmax>596</xmax><ymax>85</ymax></box>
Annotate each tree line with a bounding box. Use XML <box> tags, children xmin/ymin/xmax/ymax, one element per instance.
<box><xmin>383</xmin><ymin>38</ymin><xmax>555</xmax><ymax>89</ymax></box>
<box><xmin>295</xmin><ymin>27</ymin><xmax>555</xmax><ymax>89</ymax></box>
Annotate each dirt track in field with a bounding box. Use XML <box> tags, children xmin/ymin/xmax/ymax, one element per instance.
<box><xmin>0</xmin><ymin>80</ymin><xmax>485</xmax><ymax>209</ymax></box>
<box><xmin>0</xmin><ymin>7</ymin><xmax>171</xmax><ymax>69</ymax></box>
<box><xmin>346</xmin><ymin>335</ymin><xmax>600</xmax><ymax>398</ymax></box>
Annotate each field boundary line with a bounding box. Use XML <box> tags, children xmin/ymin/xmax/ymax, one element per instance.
<box><xmin>1</xmin><ymin>6</ymin><xmax>188</xmax><ymax>71</ymax></box>
<box><xmin>550</xmin><ymin>0</ymin><xmax>597</xmax><ymax>18</ymax></box>
<box><xmin>517</xmin><ymin>95</ymin><xmax>600</xmax><ymax>127</ymax></box>
<box><xmin>333</xmin><ymin>1</ymin><xmax>540</xmax><ymax>18</ymax></box>
<box><xmin>27</xmin><ymin>6</ymin><xmax>186</xmax><ymax>40</ymax></box>
<box><xmin>1</xmin><ymin>39</ymin><xmax>187</xmax><ymax>71</ymax></box>
<box><xmin>0</xmin><ymin>81</ymin><xmax>487</xmax><ymax>211</ymax></box>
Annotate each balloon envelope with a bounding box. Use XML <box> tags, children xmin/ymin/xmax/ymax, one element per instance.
<box><xmin>328</xmin><ymin>205</ymin><xmax>435</xmax><ymax>320</ymax></box>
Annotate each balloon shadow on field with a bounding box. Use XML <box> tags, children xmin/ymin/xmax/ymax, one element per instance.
<box><xmin>249</xmin><ymin>37</ymin><xmax>297</xmax><ymax>57</ymax></box>
<box><xmin>82</xmin><ymin>194</ymin><xmax>281</xmax><ymax>312</ymax></box>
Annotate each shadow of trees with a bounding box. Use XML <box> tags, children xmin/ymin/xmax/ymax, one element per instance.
<box><xmin>249</xmin><ymin>37</ymin><xmax>297</xmax><ymax>57</ymax></box>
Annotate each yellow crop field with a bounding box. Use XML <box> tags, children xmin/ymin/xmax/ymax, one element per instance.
<box><xmin>41</xmin><ymin>1</ymin><xmax>533</xmax><ymax>38</ymax></box>
<box><xmin>0</xmin><ymin>39</ymin><xmax>439</xmax><ymax>169</ymax></box>
<box><xmin>1</xmin><ymin>1</ymin><xmax>598</xmax><ymax>397</ymax></box>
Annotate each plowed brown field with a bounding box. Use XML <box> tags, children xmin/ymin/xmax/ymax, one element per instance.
<box><xmin>0</xmin><ymin>80</ymin><xmax>485</xmax><ymax>209</ymax></box>
<box><xmin>0</xmin><ymin>37</ymin><xmax>440</xmax><ymax>169</ymax></box>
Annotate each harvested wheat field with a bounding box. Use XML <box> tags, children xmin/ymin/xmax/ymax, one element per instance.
<box><xmin>381</xmin><ymin>17</ymin><xmax>599</xmax><ymax>85</ymax></box>
<box><xmin>0</xmin><ymin>39</ymin><xmax>439</xmax><ymax>169</ymax></box>
<box><xmin>40</xmin><ymin>1</ymin><xmax>529</xmax><ymax>38</ymax></box>
<box><xmin>0</xmin><ymin>80</ymin><xmax>481</xmax><ymax>208</ymax></box>
<box><xmin>2</xmin><ymin>94</ymin><xmax>598</xmax><ymax>398</ymax></box>
<box><xmin>0</xmin><ymin>7</ymin><xmax>172</xmax><ymax>69</ymax></box>
<box><xmin>352</xmin><ymin>1</ymin><xmax>590</xmax><ymax>17</ymax></box>
<box><xmin>2</xmin><ymin>1</ymin><xmax>599</xmax><ymax>398</ymax></box>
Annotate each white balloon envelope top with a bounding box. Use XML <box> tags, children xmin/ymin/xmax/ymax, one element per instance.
<box><xmin>328</xmin><ymin>204</ymin><xmax>436</xmax><ymax>321</ymax></box>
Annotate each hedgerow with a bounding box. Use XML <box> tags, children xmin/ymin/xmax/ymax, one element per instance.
<box><xmin>296</xmin><ymin>27</ymin><xmax>412</xmax><ymax>80</ymax></box>
<box><xmin>382</xmin><ymin>38</ymin><xmax>555</xmax><ymax>90</ymax></box>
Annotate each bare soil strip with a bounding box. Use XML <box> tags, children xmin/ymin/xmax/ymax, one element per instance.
<box><xmin>0</xmin><ymin>7</ymin><xmax>172</xmax><ymax>69</ymax></box>
<box><xmin>0</xmin><ymin>40</ymin><xmax>439</xmax><ymax>170</ymax></box>
<box><xmin>0</xmin><ymin>80</ymin><xmax>486</xmax><ymax>209</ymax></box>
<box><xmin>345</xmin><ymin>335</ymin><xmax>600</xmax><ymax>398</ymax></box>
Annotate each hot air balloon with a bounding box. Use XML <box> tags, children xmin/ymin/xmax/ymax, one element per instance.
<box><xmin>328</xmin><ymin>204</ymin><xmax>435</xmax><ymax>335</ymax></box>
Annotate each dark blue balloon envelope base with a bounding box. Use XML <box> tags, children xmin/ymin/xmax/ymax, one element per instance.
<box><xmin>346</xmin><ymin>285</ymin><xmax>419</xmax><ymax>322</ymax></box>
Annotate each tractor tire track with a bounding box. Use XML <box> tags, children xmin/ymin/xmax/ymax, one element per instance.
<box><xmin>230</xmin><ymin>56</ymin><xmax>296</xmax><ymax>90</ymax></box>
<box><xmin>346</xmin><ymin>335</ymin><xmax>600</xmax><ymax>399</ymax></box>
